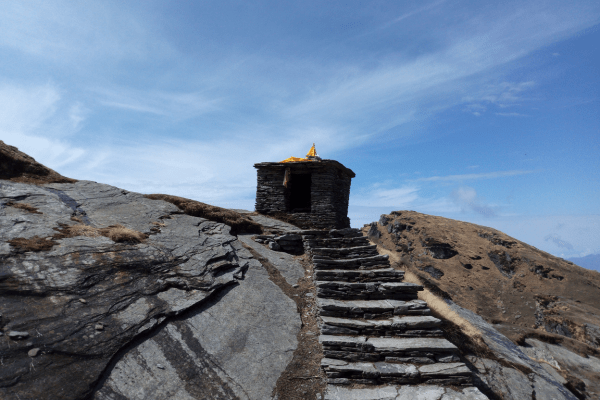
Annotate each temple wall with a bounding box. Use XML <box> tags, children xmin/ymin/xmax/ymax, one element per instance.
<box><xmin>254</xmin><ymin>161</ymin><xmax>354</xmax><ymax>229</ymax></box>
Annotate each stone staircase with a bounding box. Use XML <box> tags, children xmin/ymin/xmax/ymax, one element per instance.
<box><xmin>302</xmin><ymin>228</ymin><xmax>478</xmax><ymax>391</ymax></box>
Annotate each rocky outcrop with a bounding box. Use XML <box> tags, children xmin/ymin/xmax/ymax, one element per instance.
<box><xmin>367</xmin><ymin>211</ymin><xmax>600</xmax><ymax>399</ymax></box>
<box><xmin>0</xmin><ymin>180</ymin><xmax>302</xmax><ymax>400</ymax></box>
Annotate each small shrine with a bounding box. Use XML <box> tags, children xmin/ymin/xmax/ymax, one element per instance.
<box><xmin>254</xmin><ymin>144</ymin><xmax>355</xmax><ymax>229</ymax></box>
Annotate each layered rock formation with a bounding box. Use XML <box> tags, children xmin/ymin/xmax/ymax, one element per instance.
<box><xmin>3</xmin><ymin>141</ymin><xmax>598</xmax><ymax>400</ymax></box>
<box><xmin>0</xmin><ymin>143</ymin><xmax>307</xmax><ymax>400</ymax></box>
<box><xmin>366</xmin><ymin>211</ymin><xmax>600</xmax><ymax>399</ymax></box>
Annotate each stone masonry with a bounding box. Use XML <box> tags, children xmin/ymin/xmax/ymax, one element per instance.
<box><xmin>254</xmin><ymin>160</ymin><xmax>354</xmax><ymax>229</ymax></box>
<box><xmin>302</xmin><ymin>228</ymin><xmax>489</xmax><ymax>399</ymax></box>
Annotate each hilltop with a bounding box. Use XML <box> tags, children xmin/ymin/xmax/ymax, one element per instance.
<box><xmin>1</xmin><ymin>141</ymin><xmax>599</xmax><ymax>400</ymax></box>
<box><xmin>366</xmin><ymin>211</ymin><xmax>600</xmax><ymax>397</ymax></box>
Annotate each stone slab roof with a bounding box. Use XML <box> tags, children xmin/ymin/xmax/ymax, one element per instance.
<box><xmin>254</xmin><ymin>159</ymin><xmax>355</xmax><ymax>178</ymax></box>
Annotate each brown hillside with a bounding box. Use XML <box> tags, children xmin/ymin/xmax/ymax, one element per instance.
<box><xmin>364</xmin><ymin>211</ymin><xmax>600</xmax><ymax>356</ymax></box>
<box><xmin>0</xmin><ymin>140</ymin><xmax>76</xmax><ymax>184</ymax></box>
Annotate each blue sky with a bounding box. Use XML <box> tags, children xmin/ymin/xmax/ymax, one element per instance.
<box><xmin>1</xmin><ymin>1</ymin><xmax>599</xmax><ymax>263</ymax></box>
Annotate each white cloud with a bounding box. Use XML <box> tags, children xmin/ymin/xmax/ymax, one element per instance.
<box><xmin>0</xmin><ymin>83</ymin><xmax>88</xmax><ymax>170</ymax></box>
<box><xmin>496</xmin><ymin>112</ymin><xmax>528</xmax><ymax>117</ymax></box>
<box><xmin>95</xmin><ymin>87</ymin><xmax>222</xmax><ymax>119</ymax></box>
<box><xmin>69</xmin><ymin>102</ymin><xmax>89</xmax><ymax>130</ymax></box>
<box><xmin>413</xmin><ymin>170</ymin><xmax>536</xmax><ymax>183</ymax></box>
<box><xmin>544</xmin><ymin>233</ymin><xmax>574</xmax><ymax>250</ymax></box>
<box><xmin>352</xmin><ymin>186</ymin><xmax>420</xmax><ymax>208</ymax></box>
<box><xmin>0</xmin><ymin>83</ymin><xmax>60</xmax><ymax>132</ymax></box>
<box><xmin>0</xmin><ymin>1</ymin><xmax>172</xmax><ymax>63</ymax></box>
<box><xmin>450</xmin><ymin>186</ymin><xmax>497</xmax><ymax>217</ymax></box>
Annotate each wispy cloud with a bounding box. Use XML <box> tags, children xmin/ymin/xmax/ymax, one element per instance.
<box><xmin>450</xmin><ymin>186</ymin><xmax>497</xmax><ymax>217</ymax></box>
<box><xmin>412</xmin><ymin>170</ymin><xmax>536</xmax><ymax>182</ymax></box>
<box><xmin>0</xmin><ymin>1</ymin><xmax>172</xmax><ymax>63</ymax></box>
<box><xmin>0</xmin><ymin>83</ymin><xmax>60</xmax><ymax>132</ymax></box>
<box><xmin>95</xmin><ymin>87</ymin><xmax>222</xmax><ymax>119</ymax></box>
<box><xmin>496</xmin><ymin>112</ymin><xmax>528</xmax><ymax>117</ymax></box>
<box><xmin>352</xmin><ymin>186</ymin><xmax>420</xmax><ymax>207</ymax></box>
<box><xmin>68</xmin><ymin>102</ymin><xmax>89</xmax><ymax>129</ymax></box>
<box><xmin>544</xmin><ymin>233</ymin><xmax>574</xmax><ymax>250</ymax></box>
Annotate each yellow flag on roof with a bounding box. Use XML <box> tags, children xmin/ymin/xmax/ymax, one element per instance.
<box><xmin>280</xmin><ymin>156</ymin><xmax>308</xmax><ymax>163</ymax></box>
<box><xmin>279</xmin><ymin>143</ymin><xmax>320</xmax><ymax>163</ymax></box>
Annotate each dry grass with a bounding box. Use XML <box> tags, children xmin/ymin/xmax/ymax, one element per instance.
<box><xmin>145</xmin><ymin>194</ymin><xmax>262</xmax><ymax>235</ymax></box>
<box><xmin>378</xmin><ymin>246</ymin><xmax>487</xmax><ymax>348</ymax></box>
<box><xmin>5</xmin><ymin>201</ymin><xmax>42</xmax><ymax>214</ymax></box>
<box><xmin>68</xmin><ymin>224</ymin><xmax>100</xmax><ymax>237</ymax></box>
<box><xmin>66</xmin><ymin>224</ymin><xmax>147</xmax><ymax>243</ymax></box>
<box><xmin>98</xmin><ymin>225</ymin><xmax>147</xmax><ymax>243</ymax></box>
<box><xmin>8</xmin><ymin>236</ymin><xmax>57</xmax><ymax>252</ymax></box>
<box><xmin>1</xmin><ymin>139</ymin><xmax>76</xmax><ymax>184</ymax></box>
<box><xmin>8</xmin><ymin>224</ymin><xmax>147</xmax><ymax>253</ymax></box>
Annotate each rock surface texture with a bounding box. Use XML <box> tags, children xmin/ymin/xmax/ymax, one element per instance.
<box><xmin>0</xmin><ymin>180</ymin><xmax>301</xmax><ymax>400</ymax></box>
<box><xmin>367</xmin><ymin>211</ymin><xmax>599</xmax><ymax>399</ymax></box>
<box><xmin>2</xmin><ymin>142</ymin><xmax>598</xmax><ymax>400</ymax></box>
<box><xmin>303</xmin><ymin>228</ymin><xmax>489</xmax><ymax>399</ymax></box>
<box><xmin>254</xmin><ymin>160</ymin><xmax>354</xmax><ymax>229</ymax></box>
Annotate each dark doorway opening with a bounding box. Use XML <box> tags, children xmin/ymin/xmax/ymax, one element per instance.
<box><xmin>289</xmin><ymin>173</ymin><xmax>311</xmax><ymax>212</ymax></box>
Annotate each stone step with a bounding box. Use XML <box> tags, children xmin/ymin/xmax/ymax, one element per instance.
<box><xmin>311</xmin><ymin>245</ymin><xmax>380</xmax><ymax>259</ymax></box>
<box><xmin>318</xmin><ymin>298</ymin><xmax>431</xmax><ymax>318</ymax></box>
<box><xmin>305</xmin><ymin>237</ymin><xmax>371</xmax><ymax>249</ymax></box>
<box><xmin>316</xmin><ymin>281</ymin><xmax>422</xmax><ymax>300</ymax></box>
<box><xmin>319</xmin><ymin>335</ymin><xmax>459</xmax><ymax>363</ymax></box>
<box><xmin>320</xmin><ymin>315</ymin><xmax>443</xmax><ymax>337</ymax></box>
<box><xmin>328</xmin><ymin>228</ymin><xmax>364</xmax><ymax>238</ymax></box>
<box><xmin>313</xmin><ymin>254</ymin><xmax>391</xmax><ymax>270</ymax></box>
<box><xmin>314</xmin><ymin>268</ymin><xmax>404</xmax><ymax>282</ymax></box>
<box><xmin>321</xmin><ymin>358</ymin><xmax>471</xmax><ymax>386</ymax></box>
<box><xmin>324</xmin><ymin>384</ymin><xmax>489</xmax><ymax>399</ymax></box>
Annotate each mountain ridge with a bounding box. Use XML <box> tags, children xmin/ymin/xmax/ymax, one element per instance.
<box><xmin>2</xmin><ymin>141</ymin><xmax>599</xmax><ymax>399</ymax></box>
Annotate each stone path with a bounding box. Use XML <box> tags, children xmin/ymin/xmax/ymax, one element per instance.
<box><xmin>301</xmin><ymin>227</ymin><xmax>489</xmax><ymax>399</ymax></box>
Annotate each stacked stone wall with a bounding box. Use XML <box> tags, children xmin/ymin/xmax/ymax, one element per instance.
<box><xmin>254</xmin><ymin>160</ymin><xmax>354</xmax><ymax>229</ymax></box>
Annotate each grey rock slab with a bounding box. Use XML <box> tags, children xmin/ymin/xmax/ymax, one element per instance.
<box><xmin>237</xmin><ymin>234</ymin><xmax>305</xmax><ymax>285</ymax></box>
<box><xmin>7</xmin><ymin>331</ymin><xmax>30</xmax><ymax>339</ymax></box>
<box><xmin>314</xmin><ymin>268</ymin><xmax>404</xmax><ymax>282</ymax></box>
<box><xmin>321</xmin><ymin>358</ymin><xmax>349</xmax><ymax>367</ymax></box>
<box><xmin>374</xmin><ymin>362</ymin><xmax>418</xmax><ymax>377</ymax></box>
<box><xmin>44</xmin><ymin>180</ymin><xmax>179</xmax><ymax>233</ymax></box>
<box><xmin>445</xmin><ymin>300</ymin><xmax>578</xmax><ymax>400</ymax></box>
<box><xmin>319</xmin><ymin>335</ymin><xmax>367</xmax><ymax>348</ymax></box>
<box><xmin>321</xmin><ymin>316</ymin><xmax>380</xmax><ymax>329</ymax></box>
<box><xmin>522</xmin><ymin>338</ymin><xmax>600</xmax><ymax>397</ymax></box>
<box><xmin>396</xmin><ymin>316</ymin><xmax>442</xmax><ymax>329</ymax></box>
<box><xmin>0</xmin><ymin>181</ymin><xmax>73</xmax><ymax>240</ymax></box>
<box><xmin>367</xmin><ymin>337</ymin><xmax>458</xmax><ymax>353</ymax></box>
<box><xmin>95</xmin><ymin>241</ymin><xmax>301</xmax><ymax>400</ymax></box>
<box><xmin>318</xmin><ymin>298</ymin><xmax>428</xmax><ymax>314</ymax></box>
<box><xmin>248</xmin><ymin>214</ymin><xmax>300</xmax><ymax>233</ymax></box>
<box><xmin>316</xmin><ymin>281</ymin><xmax>421</xmax><ymax>292</ymax></box>
<box><xmin>0</xmin><ymin>180</ymin><xmax>251</xmax><ymax>400</ymax></box>
<box><xmin>468</xmin><ymin>357</ymin><xmax>534</xmax><ymax>400</ymax></box>
<box><xmin>327</xmin><ymin>361</ymin><xmax>378</xmax><ymax>375</ymax></box>
<box><xmin>320</xmin><ymin>315</ymin><xmax>441</xmax><ymax>331</ymax></box>
<box><xmin>418</xmin><ymin>362</ymin><xmax>471</xmax><ymax>377</ymax></box>
<box><xmin>325</xmin><ymin>385</ymin><xmax>489</xmax><ymax>400</ymax></box>
<box><xmin>325</xmin><ymin>385</ymin><xmax>399</xmax><ymax>400</ymax></box>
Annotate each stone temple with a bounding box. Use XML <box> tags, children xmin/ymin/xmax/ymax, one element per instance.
<box><xmin>254</xmin><ymin>144</ymin><xmax>355</xmax><ymax>229</ymax></box>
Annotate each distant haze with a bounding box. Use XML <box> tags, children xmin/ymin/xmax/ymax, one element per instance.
<box><xmin>567</xmin><ymin>254</ymin><xmax>600</xmax><ymax>272</ymax></box>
